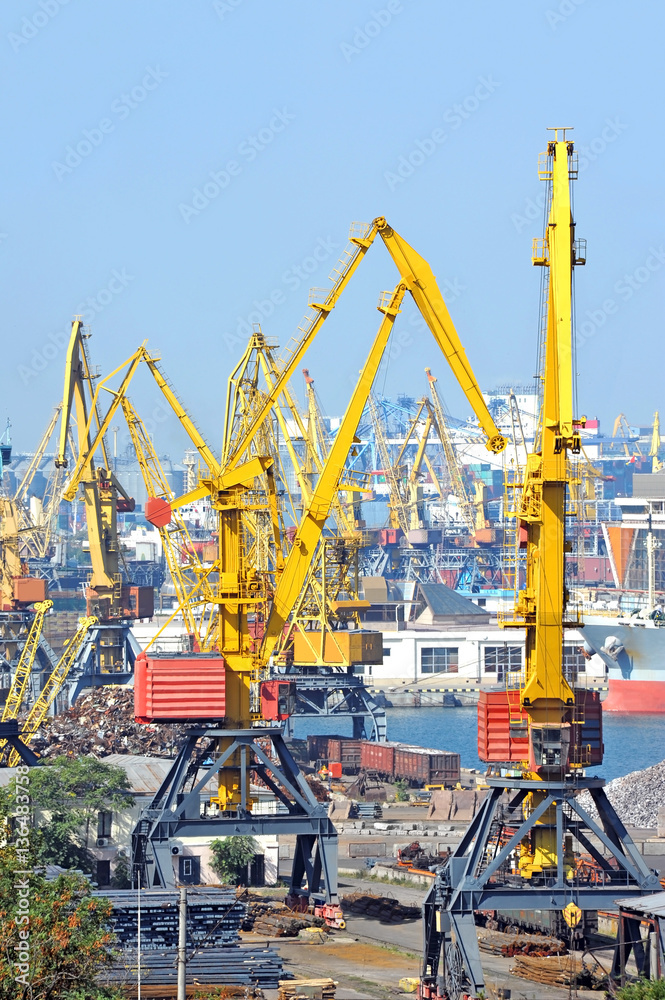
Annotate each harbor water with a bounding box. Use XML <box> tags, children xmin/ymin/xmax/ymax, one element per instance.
<box><xmin>292</xmin><ymin>706</ymin><xmax>665</xmax><ymax>784</ymax></box>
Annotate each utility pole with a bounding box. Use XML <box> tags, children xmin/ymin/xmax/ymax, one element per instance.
<box><xmin>177</xmin><ymin>885</ymin><xmax>187</xmax><ymax>1000</ymax></box>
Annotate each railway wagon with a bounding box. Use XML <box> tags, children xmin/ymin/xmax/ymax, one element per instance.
<box><xmin>359</xmin><ymin>740</ymin><xmax>401</xmax><ymax>778</ymax></box>
<box><xmin>393</xmin><ymin>746</ymin><xmax>461</xmax><ymax>786</ymax></box>
<box><xmin>307</xmin><ymin>734</ymin><xmax>344</xmax><ymax>762</ymax></box>
<box><xmin>327</xmin><ymin>738</ymin><xmax>363</xmax><ymax>774</ymax></box>
<box><xmin>479</xmin><ymin>907</ymin><xmax>599</xmax><ymax>945</ymax></box>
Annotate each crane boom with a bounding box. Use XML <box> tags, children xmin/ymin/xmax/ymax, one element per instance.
<box><xmin>0</xmin><ymin>599</ymin><xmax>53</xmax><ymax>751</ymax></box>
<box><xmin>7</xmin><ymin>615</ymin><xmax>97</xmax><ymax>767</ymax></box>
<box><xmin>374</xmin><ymin>217</ymin><xmax>506</xmax><ymax>454</ymax></box>
<box><xmin>426</xmin><ymin>368</ymin><xmax>475</xmax><ymax>532</ymax></box>
<box><xmin>15</xmin><ymin>406</ymin><xmax>62</xmax><ymax>506</ymax></box>
<box><xmin>261</xmin><ymin>285</ymin><xmax>406</xmax><ymax>658</ymax></box>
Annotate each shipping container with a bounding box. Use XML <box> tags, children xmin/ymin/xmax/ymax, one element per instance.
<box><xmin>292</xmin><ymin>629</ymin><xmax>382</xmax><ymax>666</ymax></box>
<box><xmin>12</xmin><ymin>577</ymin><xmax>48</xmax><ymax>605</ymax></box>
<box><xmin>393</xmin><ymin>746</ymin><xmax>461</xmax><ymax>786</ymax></box>
<box><xmin>135</xmin><ymin>651</ymin><xmax>225</xmax><ymax>723</ymax></box>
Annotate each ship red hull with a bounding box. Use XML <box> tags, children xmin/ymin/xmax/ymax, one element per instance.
<box><xmin>604</xmin><ymin>678</ymin><xmax>665</xmax><ymax>713</ymax></box>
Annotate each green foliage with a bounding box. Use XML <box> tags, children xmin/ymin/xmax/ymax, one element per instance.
<box><xmin>617</xmin><ymin>980</ymin><xmax>665</xmax><ymax>999</ymax></box>
<box><xmin>209</xmin><ymin>835</ymin><xmax>258</xmax><ymax>885</ymax></box>
<box><xmin>29</xmin><ymin>757</ymin><xmax>132</xmax><ymax>874</ymax></box>
<box><xmin>109</xmin><ymin>855</ymin><xmax>132</xmax><ymax>889</ymax></box>
<box><xmin>394</xmin><ymin>779</ymin><xmax>410</xmax><ymax>802</ymax></box>
<box><xmin>0</xmin><ymin>846</ymin><xmax>119</xmax><ymax>999</ymax></box>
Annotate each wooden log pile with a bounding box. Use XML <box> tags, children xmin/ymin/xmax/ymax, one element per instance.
<box><xmin>478</xmin><ymin>928</ymin><xmax>566</xmax><ymax>958</ymax></box>
<box><xmin>510</xmin><ymin>954</ymin><xmax>606</xmax><ymax>989</ymax></box>
<box><xmin>246</xmin><ymin>901</ymin><xmax>327</xmax><ymax>937</ymax></box>
<box><xmin>341</xmin><ymin>891</ymin><xmax>420</xmax><ymax>923</ymax></box>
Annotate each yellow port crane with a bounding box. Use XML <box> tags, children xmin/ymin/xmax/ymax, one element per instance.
<box><xmin>120</xmin><ymin>396</ymin><xmax>220</xmax><ymax>649</ymax></box>
<box><xmin>130</xmin><ymin>218</ymin><xmax>506</xmax><ymax>898</ymax></box>
<box><xmin>7</xmin><ymin>615</ymin><xmax>98</xmax><ymax>767</ymax></box>
<box><xmin>0</xmin><ymin>599</ymin><xmax>52</xmax><ymax>757</ymax></box>
<box><xmin>420</xmin><ymin>131</ymin><xmax>660</xmax><ymax>1000</ymax></box>
<box><xmin>425</xmin><ymin>367</ymin><xmax>476</xmax><ymax>533</ymax></box>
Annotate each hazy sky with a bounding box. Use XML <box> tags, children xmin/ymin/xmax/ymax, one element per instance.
<box><xmin>2</xmin><ymin>0</ymin><xmax>663</xmax><ymax>459</ymax></box>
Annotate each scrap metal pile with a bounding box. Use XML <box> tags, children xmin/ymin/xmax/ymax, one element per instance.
<box><xmin>31</xmin><ymin>685</ymin><xmax>190</xmax><ymax>759</ymax></box>
<box><xmin>578</xmin><ymin>758</ymin><xmax>665</xmax><ymax>828</ymax></box>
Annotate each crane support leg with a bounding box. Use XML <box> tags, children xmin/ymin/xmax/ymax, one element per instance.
<box><xmin>131</xmin><ymin>726</ymin><xmax>339</xmax><ymax>906</ymax></box>
<box><xmin>426</xmin><ymin>776</ymin><xmax>660</xmax><ymax>999</ymax></box>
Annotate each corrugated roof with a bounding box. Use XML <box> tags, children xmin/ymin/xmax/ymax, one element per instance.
<box><xmin>103</xmin><ymin>754</ymin><xmax>219</xmax><ymax>794</ymax></box>
<box><xmin>417</xmin><ymin>583</ymin><xmax>490</xmax><ymax>618</ymax></box>
<box><xmin>614</xmin><ymin>891</ymin><xmax>665</xmax><ymax>917</ymax></box>
<box><xmin>0</xmin><ymin>754</ymin><xmax>218</xmax><ymax>796</ymax></box>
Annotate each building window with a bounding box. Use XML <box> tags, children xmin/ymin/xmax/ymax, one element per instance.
<box><xmin>484</xmin><ymin>646</ymin><xmax>522</xmax><ymax>682</ymax></box>
<box><xmin>382</xmin><ymin>647</ymin><xmax>391</xmax><ymax>656</ymax></box>
<box><xmin>563</xmin><ymin>645</ymin><xmax>587</xmax><ymax>681</ymax></box>
<box><xmin>420</xmin><ymin>647</ymin><xmax>458</xmax><ymax>674</ymax></box>
<box><xmin>97</xmin><ymin>811</ymin><xmax>112</xmax><ymax>838</ymax></box>
<box><xmin>179</xmin><ymin>855</ymin><xmax>201</xmax><ymax>884</ymax></box>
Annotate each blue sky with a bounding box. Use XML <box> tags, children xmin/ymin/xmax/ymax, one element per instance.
<box><xmin>2</xmin><ymin>0</ymin><xmax>663</xmax><ymax>458</ymax></box>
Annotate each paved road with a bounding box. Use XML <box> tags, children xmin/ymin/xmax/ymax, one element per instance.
<box><xmin>336</xmin><ymin>875</ymin><xmax>602</xmax><ymax>1000</ymax></box>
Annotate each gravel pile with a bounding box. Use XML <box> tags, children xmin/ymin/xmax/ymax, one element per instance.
<box><xmin>577</xmin><ymin>759</ymin><xmax>665</xmax><ymax>829</ymax></box>
<box><xmin>30</xmin><ymin>685</ymin><xmax>190</xmax><ymax>759</ymax></box>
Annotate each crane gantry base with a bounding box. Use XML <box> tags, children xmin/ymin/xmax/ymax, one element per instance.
<box><xmin>0</xmin><ymin>721</ymin><xmax>40</xmax><ymax>765</ymax></box>
<box><xmin>420</xmin><ymin>775</ymin><xmax>661</xmax><ymax>1000</ymax></box>
<box><xmin>288</xmin><ymin>674</ymin><xmax>387</xmax><ymax>741</ymax></box>
<box><xmin>64</xmin><ymin>623</ymin><xmax>141</xmax><ymax>706</ymax></box>
<box><xmin>132</xmin><ymin>726</ymin><xmax>339</xmax><ymax>903</ymax></box>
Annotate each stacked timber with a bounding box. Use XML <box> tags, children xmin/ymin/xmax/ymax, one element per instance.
<box><xmin>278</xmin><ymin>979</ymin><xmax>336</xmax><ymax>1000</ymax></box>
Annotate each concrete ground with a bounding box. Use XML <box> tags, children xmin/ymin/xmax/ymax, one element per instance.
<box><xmin>260</xmin><ymin>873</ymin><xmax>611</xmax><ymax>999</ymax></box>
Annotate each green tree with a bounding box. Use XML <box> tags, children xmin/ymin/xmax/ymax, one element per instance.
<box><xmin>209</xmin><ymin>836</ymin><xmax>258</xmax><ymax>885</ymax></box>
<box><xmin>617</xmin><ymin>981</ymin><xmax>665</xmax><ymax>999</ymax></box>
<box><xmin>29</xmin><ymin>758</ymin><xmax>132</xmax><ymax>874</ymax></box>
<box><xmin>0</xmin><ymin>845</ymin><xmax>123</xmax><ymax>1000</ymax></box>
<box><xmin>394</xmin><ymin>779</ymin><xmax>410</xmax><ymax>802</ymax></box>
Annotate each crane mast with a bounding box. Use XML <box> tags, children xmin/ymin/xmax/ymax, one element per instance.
<box><xmin>418</xmin><ymin>132</ymin><xmax>660</xmax><ymax>1000</ymax></box>
<box><xmin>514</xmin><ymin>131</ymin><xmax>580</xmax><ymax>759</ymax></box>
